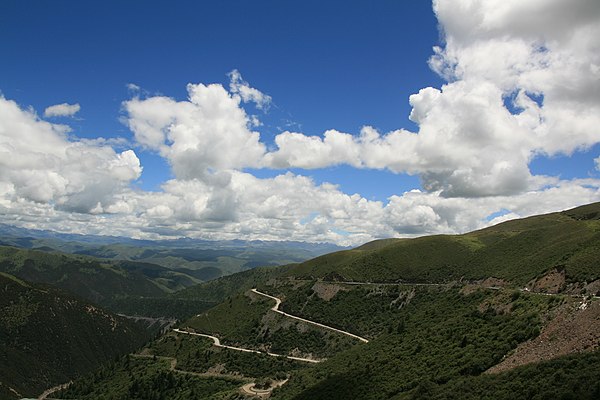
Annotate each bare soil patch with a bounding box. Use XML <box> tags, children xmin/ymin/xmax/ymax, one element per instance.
<box><xmin>527</xmin><ymin>269</ymin><xmax>566</xmax><ymax>294</ymax></box>
<box><xmin>487</xmin><ymin>298</ymin><xmax>600</xmax><ymax>374</ymax></box>
<box><xmin>460</xmin><ymin>277</ymin><xmax>510</xmax><ymax>295</ymax></box>
<box><xmin>311</xmin><ymin>282</ymin><xmax>347</xmax><ymax>301</ymax></box>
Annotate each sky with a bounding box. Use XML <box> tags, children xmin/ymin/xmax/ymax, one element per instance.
<box><xmin>0</xmin><ymin>0</ymin><xmax>599</xmax><ymax>246</ymax></box>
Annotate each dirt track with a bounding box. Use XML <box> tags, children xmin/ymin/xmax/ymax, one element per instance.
<box><xmin>251</xmin><ymin>288</ymin><xmax>369</xmax><ymax>343</ymax></box>
<box><xmin>173</xmin><ymin>328</ymin><xmax>320</xmax><ymax>363</ymax></box>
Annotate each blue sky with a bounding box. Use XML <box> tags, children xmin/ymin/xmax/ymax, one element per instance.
<box><xmin>1</xmin><ymin>0</ymin><xmax>440</xmax><ymax>196</ymax></box>
<box><xmin>1</xmin><ymin>0</ymin><xmax>599</xmax><ymax>245</ymax></box>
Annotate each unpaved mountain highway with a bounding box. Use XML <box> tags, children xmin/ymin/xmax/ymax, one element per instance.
<box><xmin>173</xmin><ymin>328</ymin><xmax>320</xmax><ymax>363</ymax></box>
<box><xmin>251</xmin><ymin>288</ymin><xmax>370</xmax><ymax>343</ymax></box>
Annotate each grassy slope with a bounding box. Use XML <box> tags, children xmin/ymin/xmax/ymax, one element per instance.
<box><xmin>183</xmin><ymin>290</ymin><xmax>356</xmax><ymax>358</ymax></box>
<box><xmin>42</xmin><ymin>202</ymin><xmax>600</xmax><ymax>398</ymax></box>
<box><xmin>271</xmin><ymin>287</ymin><xmax>558</xmax><ymax>400</ymax></box>
<box><xmin>283</xmin><ymin>202</ymin><xmax>600</xmax><ymax>285</ymax></box>
<box><xmin>0</xmin><ymin>246</ymin><xmax>166</xmax><ymax>305</ymax></box>
<box><xmin>57</xmin><ymin>356</ymin><xmax>243</xmax><ymax>400</ymax></box>
<box><xmin>0</xmin><ymin>274</ymin><xmax>150</xmax><ymax>398</ymax></box>
<box><xmin>396</xmin><ymin>349</ymin><xmax>600</xmax><ymax>400</ymax></box>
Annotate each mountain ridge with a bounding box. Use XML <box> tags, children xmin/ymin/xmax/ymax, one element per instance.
<box><xmin>0</xmin><ymin>273</ymin><xmax>150</xmax><ymax>399</ymax></box>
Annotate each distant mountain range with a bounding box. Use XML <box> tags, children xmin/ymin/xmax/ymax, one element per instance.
<box><xmin>0</xmin><ymin>223</ymin><xmax>344</xmax><ymax>252</ymax></box>
<box><xmin>0</xmin><ymin>223</ymin><xmax>346</xmax><ymax>282</ymax></box>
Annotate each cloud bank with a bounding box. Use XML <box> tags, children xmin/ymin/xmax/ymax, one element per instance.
<box><xmin>1</xmin><ymin>0</ymin><xmax>599</xmax><ymax>245</ymax></box>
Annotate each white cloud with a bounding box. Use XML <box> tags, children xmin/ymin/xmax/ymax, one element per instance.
<box><xmin>1</xmin><ymin>165</ymin><xmax>598</xmax><ymax>246</ymax></box>
<box><xmin>0</xmin><ymin>97</ymin><xmax>141</xmax><ymax>213</ymax></box>
<box><xmin>123</xmin><ymin>82</ymin><xmax>266</xmax><ymax>181</ymax></box>
<box><xmin>260</xmin><ymin>0</ymin><xmax>600</xmax><ymax>198</ymax></box>
<box><xmin>228</xmin><ymin>69</ymin><xmax>272</xmax><ymax>111</ymax></box>
<box><xmin>0</xmin><ymin>92</ymin><xmax>597</xmax><ymax>245</ymax></box>
<box><xmin>43</xmin><ymin>102</ymin><xmax>80</xmax><ymax>118</ymax></box>
<box><xmin>126</xmin><ymin>83</ymin><xmax>141</xmax><ymax>92</ymax></box>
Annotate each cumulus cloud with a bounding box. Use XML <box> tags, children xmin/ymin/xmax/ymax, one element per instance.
<box><xmin>0</xmin><ymin>90</ymin><xmax>598</xmax><ymax>246</ymax></box>
<box><xmin>260</xmin><ymin>0</ymin><xmax>600</xmax><ymax>198</ymax></box>
<box><xmin>111</xmin><ymin>0</ymin><xmax>600</xmax><ymax>244</ymax></box>
<box><xmin>120</xmin><ymin>0</ymin><xmax>600</xmax><ymax>199</ymax></box>
<box><xmin>123</xmin><ymin>82</ymin><xmax>266</xmax><ymax>181</ymax></box>
<box><xmin>43</xmin><ymin>102</ymin><xmax>81</xmax><ymax>118</ymax></box>
<box><xmin>0</xmin><ymin>97</ymin><xmax>141</xmax><ymax>213</ymax></box>
<box><xmin>2</xmin><ymin>167</ymin><xmax>598</xmax><ymax>246</ymax></box>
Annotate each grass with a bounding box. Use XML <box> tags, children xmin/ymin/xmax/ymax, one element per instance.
<box><xmin>280</xmin><ymin>203</ymin><xmax>600</xmax><ymax>285</ymax></box>
<box><xmin>184</xmin><ymin>292</ymin><xmax>272</xmax><ymax>344</ymax></box>
<box><xmin>272</xmin><ymin>286</ymin><xmax>556</xmax><ymax>399</ymax></box>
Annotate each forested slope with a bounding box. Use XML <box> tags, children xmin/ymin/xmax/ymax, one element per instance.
<box><xmin>0</xmin><ymin>273</ymin><xmax>150</xmax><ymax>398</ymax></box>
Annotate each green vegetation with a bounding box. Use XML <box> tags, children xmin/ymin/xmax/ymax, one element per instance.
<box><xmin>175</xmin><ymin>267</ymin><xmax>283</xmax><ymax>303</ymax></box>
<box><xmin>266</xmin><ymin>323</ymin><xmax>354</xmax><ymax>358</ymax></box>
<box><xmin>0</xmin><ymin>223</ymin><xmax>343</xmax><ymax>282</ymax></box>
<box><xmin>272</xmin><ymin>287</ymin><xmax>554</xmax><ymax>399</ymax></box>
<box><xmin>0</xmin><ymin>246</ymin><xmax>166</xmax><ymax>305</ymax></box>
<box><xmin>282</xmin><ymin>203</ymin><xmax>600</xmax><ymax>285</ymax></box>
<box><xmin>183</xmin><ymin>291</ymin><xmax>356</xmax><ymax>358</ymax></box>
<box><xmin>185</xmin><ymin>292</ymin><xmax>273</xmax><ymax>344</ymax></box>
<box><xmin>106</xmin><ymin>297</ymin><xmax>217</xmax><ymax>321</ymax></box>
<box><xmin>0</xmin><ymin>274</ymin><xmax>150</xmax><ymax>398</ymax></box>
<box><xmin>397</xmin><ymin>349</ymin><xmax>600</xmax><ymax>399</ymax></box>
<box><xmin>58</xmin><ymin>329</ymin><xmax>310</xmax><ymax>399</ymax></box>
<box><xmin>149</xmin><ymin>333</ymin><xmax>304</xmax><ymax>379</ymax></box>
<box><xmin>268</xmin><ymin>281</ymin><xmax>427</xmax><ymax>338</ymax></box>
<box><xmin>58</xmin><ymin>356</ymin><xmax>244</xmax><ymax>400</ymax></box>
<box><xmin>4</xmin><ymin>203</ymin><xmax>600</xmax><ymax>398</ymax></box>
<box><xmin>0</xmin><ymin>246</ymin><xmax>232</xmax><ymax>319</ymax></box>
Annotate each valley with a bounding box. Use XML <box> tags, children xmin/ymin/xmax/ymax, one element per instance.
<box><xmin>2</xmin><ymin>203</ymin><xmax>600</xmax><ymax>399</ymax></box>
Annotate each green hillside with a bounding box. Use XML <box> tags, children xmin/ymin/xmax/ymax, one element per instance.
<box><xmin>0</xmin><ymin>273</ymin><xmax>150</xmax><ymax>399</ymax></box>
<box><xmin>284</xmin><ymin>202</ymin><xmax>600</xmax><ymax>285</ymax></box>
<box><xmin>31</xmin><ymin>202</ymin><xmax>600</xmax><ymax>398</ymax></box>
<box><xmin>184</xmin><ymin>290</ymin><xmax>356</xmax><ymax>359</ymax></box>
<box><xmin>57</xmin><ymin>356</ymin><xmax>245</xmax><ymax>400</ymax></box>
<box><xmin>0</xmin><ymin>246</ymin><xmax>195</xmax><ymax>307</ymax></box>
<box><xmin>395</xmin><ymin>350</ymin><xmax>600</xmax><ymax>399</ymax></box>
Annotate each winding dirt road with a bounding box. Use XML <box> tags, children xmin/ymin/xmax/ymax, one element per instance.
<box><xmin>251</xmin><ymin>288</ymin><xmax>369</xmax><ymax>343</ymax></box>
<box><xmin>38</xmin><ymin>381</ymin><xmax>71</xmax><ymax>399</ymax></box>
<box><xmin>241</xmin><ymin>379</ymin><xmax>288</xmax><ymax>399</ymax></box>
<box><xmin>173</xmin><ymin>328</ymin><xmax>320</xmax><ymax>363</ymax></box>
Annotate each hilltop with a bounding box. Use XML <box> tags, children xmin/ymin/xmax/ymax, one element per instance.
<box><xmin>282</xmin><ymin>202</ymin><xmax>600</xmax><ymax>288</ymax></box>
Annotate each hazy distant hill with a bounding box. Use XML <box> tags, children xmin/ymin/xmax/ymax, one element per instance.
<box><xmin>0</xmin><ymin>273</ymin><xmax>150</xmax><ymax>399</ymax></box>
<box><xmin>0</xmin><ymin>224</ymin><xmax>345</xmax><ymax>280</ymax></box>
